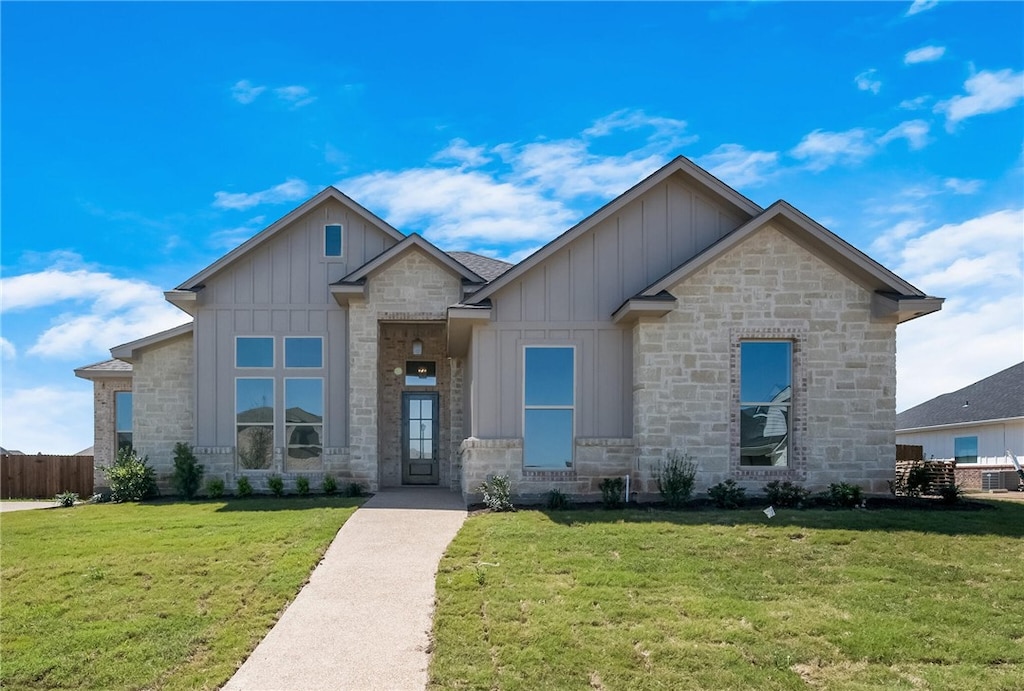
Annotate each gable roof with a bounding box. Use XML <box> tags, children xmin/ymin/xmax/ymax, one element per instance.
<box><xmin>896</xmin><ymin>362</ymin><xmax>1024</xmax><ymax>430</ymax></box>
<box><xmin>175</xmin><ymin>187</ymin><xmax>405</xmax><ymax>290</ymax></box>
<box><xmin>465</xmin><ymin>156</ymin><xmax>763</xmax><ymax>304</ymax></box>
<box><xmin>74</xmin><ymin>358</ymin><xmax>134</xmax><ymax>380</ymax></box>
<box><xmin>446</xmin><ymin>251</ymin><xmax>513</xmax><ymax>282</ymax></box>
<box><xmin>109</xmin><ymin>322</ymin><xmax>194</xmax><ymax>362</ymax></box>
<box><xmin>335</xmin><ymin>233</ymin><xmax>486</xmax><ymax>284</ymax></box>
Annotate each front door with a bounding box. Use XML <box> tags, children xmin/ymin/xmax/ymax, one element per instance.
<box><xmin>402</xmin><ymin>392</ymin><xmax>439</xmax><ymax>485</ymax></box>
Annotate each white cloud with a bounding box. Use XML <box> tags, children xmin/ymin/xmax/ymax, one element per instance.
<box><xmin>583</xmin><ymin>109</ymin><xmax>694</xmax><ymax>147</ymax></box>
<box><xmin>879</xmin><ymin>119</ymin><xmax>931</xmax><ymax>150</ymax></box>
<box><xmin>231</xmin><ymin>79</ymin><xmax>266</xmax><ymax>104</ymax></box>
<box><xmin>275</xmin><ymin>85</ymin><xmax>316</xmax><ymax>108</ymax></box>
<box><xmin>899</xmin><ymin>95</ymin><xmax>931</xmax><ymax>110</ymax></box>
<box><xmin>905</xmin><ymin>0</ymin><xmax>939</xmax><ymax>17</ymax></box>
<box><xmin>790</xmin><ymin>128</ymin><xmax>875</xmax><ymax>171</ymax></box>
<box><xmin>0</xmin><ymin>385</ymin><xmax>94</xmax><ymax>455</ymax></box>
<box><xmin>943</xmin><ymin>178</ymin><xmax>982</xmax><ymax>194</ymax></box>
<box><xmin>937</xmin><ymin>68</ymin><xmax>1024</xmax><ymax>131</ymax></box>
<box><xmin>210</xmin><ymin>216</ymin><xmax>267</xmax><ymax>250</ymax></box>
<box><xmin>507</xmin><ymin>140</ymin><xmax>667</xmax><ymax>199</ymax></box>
<box><xmin>854</xmin><ymin>69</ymin><xmax>882</xmax><ymax>94</ymax></box>
<box><xmin>432</xmin><ymin>138</ymin><xmax>491</xmax><ymax>168</ymax></box>
<box><xmin>0</xmin><ymin>337</ymin><xmax>15</xmax><ymax>359</ymax></box>
<box><xmin>699</xmin><ymin>144</ymin><xmax>779</xmax><ymax>188</ymax></box>
<box><xmin>212</xmin><ymin>179</ymin><xmax>311</xmax><ymax>210</ymax></box>
<box><xmin>904</xmin><ymin>45</ymin><xmax>946</xmax><ymax>65</ymax></box>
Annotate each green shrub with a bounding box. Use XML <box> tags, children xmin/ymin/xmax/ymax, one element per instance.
<box><xmin>172</xmin><ymin>442</ymin><xmax>204</xmax><ymax>499</ymax></box>
<box><xmin>205</xmin><ymin>477</ymin><xmax>225</xmax><ymax>499</ymax></box>
<box><xmin>105</xmin><ymin>447</ymin><xmax>158</xmax><ymax>502</ymax></box>
<box><xmin>322</xmin><ymin>475</ymin><xmax>338</xmax><ymax>495</ymax></box>
<box><xmin>545</xmin><ymin>488</ymin><xmax>572</xmax><ymax>510</ymax></box>
<box><xmin>236</xmin><ymin>476</ymin><xmax>253</xmax><ymax>498</ymax></box>
<box><xmin>708</xmin><ymin>479</ymin><xmax>746</xmax><ymax>509</ymax></box>
<box><xmin>267</xmin><ymin>475</ymin><xmax>285</xmax><ymax>497</ymax></box>
<box><xmin>345</xmin><ymin>482</ymin><xmax>365</xmax><ymax>498</ymax></box>
<box><xmin>656</xmin><ymin>450</ymin><xmax>697</xmax><ymax>508</ymax></box>
<box><xmin>826</xmin><ymin>482</ymin><xmax>863</xmax><ymax>508</ymax></box>
<box><xmin>295</xmin><ymin>476</ymin><xmax>310</xmax><ymax>495</ymax></box>
<box><xmin>938</xmin><ymin>482</ymin><xmax>965</xmax><ymax>504</ymax></box>
<box><xmin>764</xmin><ymin>480</ymin><xmax>810</xmax><ymax>508</ymax></box>
<box><xmin>599</xmin><ymin>477</ymin><xmax>625</xmax><ymax>509</ymax></box>
<box><xmin>478</xmin><ymin>474</ymin><xmax>514</xmax><ymax>512</ymax></box>
<box><xmin>55</xmin><ymin>491</ymin><xmax>78</xmax><ymax>508</ymax></box>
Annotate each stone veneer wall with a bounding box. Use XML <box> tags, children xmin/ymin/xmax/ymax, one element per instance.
<box><xmin>347</xmin><ymin>249</ymin><xmax>464</xmax><ymax>490</ymax></box>
<box><xmin>131</xmin><ymin>333</ymin><xmax>194</xmax><ymax>492</ymax></box>
<box><xmin>633</xmin><ymin>225</ymin><xmax>898</xmax><ymax>494</ymax></box>
<box><xmin>90</xmin><ymin>377</ymin><xmax>132</xmax><ymax>489</ymax></box>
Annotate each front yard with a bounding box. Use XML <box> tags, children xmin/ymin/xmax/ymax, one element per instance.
<box><xmin>0</xmin><ymin>497</ymin><xmax>362</xmax><ymax>690</ymax></box>
<box><xmin>431</xmin><ymin>501</ymin><xmax>1024</xmax><ymax>690</ymax></box>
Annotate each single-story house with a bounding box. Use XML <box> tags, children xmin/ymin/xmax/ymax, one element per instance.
<box><xmin>75</xmin><ymin>155</ymin><xmax>943</xmax><ymax>500</ymax></box>
<box><xmin>896</xmin><ymin>362</ymin><xmax>1023</xmax><ymax>490</ymax></box>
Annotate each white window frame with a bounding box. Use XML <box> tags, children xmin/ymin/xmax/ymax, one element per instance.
<box><xmin>324</xmin><ymin>223</ymin><xmax>344</xmax><ymax>258</ymax></box>
<box><xmin>284</xmin><ymin>336</ymin><xmax>324</xmax><ymax>369</ymax></box>
<box><xmin>235</xmin><ymin>336</ymin><xmax>275</xmax><ymax>369</ymax></box>
<box><xmin>954</xmin><ymin>436</ymin><xmax>979</xmax><ymax>464</ymax></box>
<box><xmin>283</xmin><ymin>377</ymin><xmax>325</xmax><ymax>470</ymax></box>
<box><xmin>522</xmin><ymin>344</ymin><xmax>576</xmax><ymax>470</ymax></box>
<box><xmin>115</xmin><ymin>391</ymin><xmax>133</xmax><ymax>451</ymax></box>
<box><xmin>235</xmin><ymin>377</ymin><xmax>275</xmax><ymax>470</ymax></box>
<box><xmin>738</xmin><ymin>339</ymin><xmax>792</xmax><ymax>468</ymax></box>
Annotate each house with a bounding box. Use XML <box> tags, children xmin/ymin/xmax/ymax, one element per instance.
<box><xmin>896</xmin><ymin>362</ymin><xmax>1024</xmax><ymax>490</ymax></box>
<box><xmin>75</xmin><ymin>156</ymin><xmax>943</xmax><ymax>500</ymax></box>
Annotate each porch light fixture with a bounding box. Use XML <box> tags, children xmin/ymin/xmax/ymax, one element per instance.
<box><xmin>412</xmin><ymin>338</ymin><xmax>423</xmax><ymax>356</ymax></box>
<box><xmin>416</xmin><ymin>365</ymin><xmax>429</xmax><ymax>376</ymax></box>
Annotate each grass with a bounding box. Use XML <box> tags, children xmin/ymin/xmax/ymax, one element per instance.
<box><xmin>430</xmin><ymin>501</ymin><xmax>1024</xmax><ymax>690</ymax></box>
<box><xmin>1</xmin><ymin>496</ymin><xmax>363</xmax><ymax>690</ymax></box>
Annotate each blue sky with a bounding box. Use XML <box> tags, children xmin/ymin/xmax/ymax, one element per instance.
<box><xmin>2</xmin><ymin>1</ymin><xmax>1022</xmax><ymax>454</ymax></box>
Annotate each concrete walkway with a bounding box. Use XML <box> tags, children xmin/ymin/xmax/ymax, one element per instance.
<box><xmin>0</xmin><ymin>500</ymin><xmax>58</xmax><ymax>512</ymax></box>
<box><xmin>224</xmin><ymin>487</ymin><xmax>467</xmax><ymax>691</ymax></box>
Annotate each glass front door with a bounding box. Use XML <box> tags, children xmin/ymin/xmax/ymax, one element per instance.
<box><xmin>402</xmin><ymin>392</ymin><xmax>439</xmax><ymax>484</ymax></box>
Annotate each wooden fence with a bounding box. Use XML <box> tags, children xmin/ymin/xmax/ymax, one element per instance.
<box><xmin>896</xmin><ymin>444</ymin><xmax>924</xmax><ymax>462</ymax></box>
<box><xmin>1</xmin><ymin>454</ymin><xmax>94</xmax><ymax>499</ymax></box>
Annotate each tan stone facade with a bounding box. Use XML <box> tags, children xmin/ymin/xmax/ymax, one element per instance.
<box><xmin>89</xmin><ymin>377</ymin><xmax>132</xmax><ymax>489</ymax></box>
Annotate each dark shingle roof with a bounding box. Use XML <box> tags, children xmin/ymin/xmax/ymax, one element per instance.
<box><xmin>77</xmin><ymin>359</ymin><xmax>133</xmax><ymax>373</ymax></box>
<box><xmin>896</xmin><ymin>362</ymin><xmax>1024</xmax><ymax>430</ymax></box>
<box><xmin>446</xmin><ymin>252</ymin><xmax>514</xmax><ymax>282</ymax></box>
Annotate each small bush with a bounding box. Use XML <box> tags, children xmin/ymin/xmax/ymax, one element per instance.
<box><xmin>55</xmin><ymin>491</ymin><xmax>78</xmax><ymax>508</ymax></box>
<box><xmin>656</xmin><ymin>450</ymin><xmax>697</xmax><ymax>508</ymax></box>
<box><xmin>345</xmin><ymin>482</ymin><xmax>365</xmax><ymax>498</ymax></box>
<box><xmin>826</xmin><ymin>482</ymin><xmax>863</xmax><ymax>508</ymax></box>
<box><xmin>267</xmin><ymin>475</ymin><xmax>285</xmax><ymax>497</ymax></box>
<box><xmin>322</xmin><ymin>475</ymin><xmax>338</xmax><ymax>495</ymax></box>
<box><xmin>708</xmin><ymin>479</ymin><xmax>746</xmax><ymax>509</ymax></box>
<box><xmin>295</xmin><ymin>476</ymin><xmax>310</xmax><ymax>495</ymax></box>
<box><xmin>478</xmin><ymin>474</ymin><xmax>514</xmax><ymax>512</ymax></box>
<box><xmin>105</xmin><ymin>447</ymin><xmax>158</xmax><ymax>503</ymax></box>
<box><xmin>889</xmin><ymin>462</ymin><xmax>930</xmax><ymax>498</ymax></box>
<box><xmin>205</xmin><ymin>477</ymin><xmax>225</xmax><ymax>499</ymax></box>
<box><xmin>938</xmin><ymin>482</ymin><xmax>965</xmax><ymax>505</ymax></box>
<box><xmin>236</xmin><ymin>476</ymin><xmax>253</xmax><ymax>498</ymax></box>
<box><xmin>764</xmin><ymin>480</ymin><xmax>810</xmax><ymax>508</ymax></box>
<box><xmin>599</xmin><ymin>477</ymin><xmax>625</xmax><ymax>509</ymax></box>
<box><xmin>172</xmin><ymin>442</ymin><xmax>204</xmax><ymax>500</ymax></box>
<box><xmin>545</xmin><ymin>488</ymin><xmax>572</xmax><ymax>510</ymax></box>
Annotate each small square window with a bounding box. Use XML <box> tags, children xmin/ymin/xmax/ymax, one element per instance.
<box><xmin>405</xmin><ymin>361</ymin><xmax>437</xmax><ymax>386</ymax></box>
<box><xmin>286</xmin><ymin>337</ymin><xmax>323</xmax><ymax>368</ymax></box>
<box><xmin>325</xmin><ymin>224</ymin><xmax>343</xmax><ymax>257</ymax></box>
<box><xmin>237</xmin><ymin>337</ymin><xmax>274</xmax><ymax>368</ymax></box>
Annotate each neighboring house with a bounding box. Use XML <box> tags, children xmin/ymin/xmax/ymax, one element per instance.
<box><xmin>896</xmin><ymin>363</ymin><xmax>1024</xmax><ymax>473</ymax></box>
<box><xmin>75</xmin><ymin>156</ymin><xmax>943</xmax><ymax>500</ymax></box>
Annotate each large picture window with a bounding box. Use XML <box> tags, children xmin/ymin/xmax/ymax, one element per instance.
<box><xmin>739</xmin><ymin>341</ymin><xmax>792</xmax><ymax>466</ymax></box>
<box><xmin>285</xmin><ymin>379</ymin><xmax>323</xmax><ymax>470</ymax></box>
<box><xmin>115</xmin><ymin>391</ymin><xmax>133</xmax><ymax>451</ymax></box>
<box><xmin>954</xmin><ymin>436</ymin><xmax>978</xmax><ymax>464</ymax></box>
<box><xmin>524</xmin><ymin>346</ymin><xmax>574</xmax><ymax>469</ymax></box>
<box><xmin>237</xmin><ymin>378</ymin><xmax>274</xmax><ymax>469</ymax></box>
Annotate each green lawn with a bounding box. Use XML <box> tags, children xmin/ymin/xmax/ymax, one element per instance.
<box><xmin>431</xmin><ymin>502</ymin><xmax>1024</xmax><ymax>690</ymax></box>
<box><xmin>1</xmin><ymin>497</ymin><xmax>362</xmax><ymax>690</ymax></box>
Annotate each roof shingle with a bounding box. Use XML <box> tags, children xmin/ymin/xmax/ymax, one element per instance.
<box><xmin>896</xmin><ymin>362</ymin><xmax>1024</xmax><ymax>429</ymax></box>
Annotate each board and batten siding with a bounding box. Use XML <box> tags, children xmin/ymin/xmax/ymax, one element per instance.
<box><xmin>191</xmin><ymin>198</ymin><xmax>399</xmax><ymax>450</ymax></box>
<box><xmin>896</xmin><ymin>420</ymin><xmax>1024</xmax><ymax>465</ymax></box>
<box><xmin>473</xmin><ymin>176</ymin><xmax>749</xmax><ymax>441</ymax></box>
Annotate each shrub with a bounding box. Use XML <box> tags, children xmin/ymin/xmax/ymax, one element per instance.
<box><xmin>656</xmin><ymin>450</ymin><xmax>697</xmax><ymax>508</ymax></box>
<box><xmin>478</xmin><ymin>474</ymin><xmax>514</xmax><ymax>512</ymax></box>
<box><xmin>236</xmin><ymin>476</ymin><xmax>253</xmax><ymax>498</ymax></box>
<box><xmin>105</xmin><ymin>447</ymin><xmax>158</xmax><ymax>503</ymax></box>
<box><xmin>322</xmin><ymin>475</ymin><xmax>338</xmax><ymax>495</ymax></box>
<box><xmin>708</xmin><ymin>479</ymin><xmax>746</xmax><ymax>509</ymax></box>
<box><xmin>763</xmin><ymin>480</ymin><xmax>810</xmax><ymax>508</ymax></box>
<box><xmin>205</xmin><ymin>477</ymin><xmax>225</xmax><ymax>499</ymax></box>
<box><xmin>267</xmin><ymin>475</ymin><xmax>285</xmax><ymax>497</ymax></box>
<box><xmin>172</xmin><ymin>442</ymin><xmax>204</xmax><ymax>499</ymax></box>
<box><xmin>55</xmin><ymin>491</ymin><xmax>78</xmax><ymax>508</ymax></box>
<box><xmin>889</xmin><ymin>462</ymin><xmax>930</xmax><ymax>498</ymax></box>
<box><xmin>345</xmin><ymin>482</ymin><xmax>365</xmax><ymax>498</ymax></box>
<box><xmin>599</xmin><ymin>477</ymin><xmax>625</xmax><ymax>509</ymax></box>
<box><xmin>295</xmin><ymin>476</ymin><xmax>310</xmax><ymax>495</ymax></box>
<box><xmin>826</xmin><ymin>482</ymin><xmax>863</xmax><ymax>508</ymax></box>
<box><xmin>545</xmin><ymin>488</ymin><xmax>572</xmax><ymax>510</ymax></box>
<box><xmin>938</xmin><ymin>482</ymin><xmax>965</xmax><ymax>505</ymax></box>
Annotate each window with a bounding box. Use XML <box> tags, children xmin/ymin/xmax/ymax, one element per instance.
<box><xmin>405</xmin><ymin>361</ymin><xmax>437</xmax><ymax>386</ymax></box>
<box><xmin>285</xmin><ymin>379</ymin><xmax>323</xmax><ymax>470</ymax></box>
<box><xmin>325</xmin><ymin>224</ymin><xmax>344</xmax><ymax>257</ymax></box>
<box><xmin>236</xmin><ymin>378</ymin><xmax>274</xmax><ymax>469</ymax></box>
<box><xmin>954</xmin><ymin>436</ymin><xmax>978</xmax><ymax>464</ymax></box>
<box><xmin>236</xmin><ymin>337</ymin><xmax>273</xmax><ymax>368</ymax></box>
<box><xmin>523</xmin><ymin>346</ymin><xmax>574</xmax><ymax>469</ymax></box>
<box><xmin>739</xmin><ymin>341</ymin><xmax>792</xmax><ymax>466</ymax></box>
<box><xmin>115</xmin><ymin>391</ymin><xmax>133</xmax><ymax>451</ymax></box>
<box><xmin>286</xmin><ymin>337</ymin><xmax>323</xmax><ymax>368</ymax></box>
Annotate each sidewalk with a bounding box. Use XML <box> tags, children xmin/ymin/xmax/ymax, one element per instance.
<box><xmin>223</xmin><ymin>487</ymin><xmax>467</xmax><ymax>691</ymax></box>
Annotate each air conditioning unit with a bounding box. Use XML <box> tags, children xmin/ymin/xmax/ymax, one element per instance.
<box><xmin>981</xmin><ymin>471</ymin><xmax>1016</xmax><ymax>491</ymax></box>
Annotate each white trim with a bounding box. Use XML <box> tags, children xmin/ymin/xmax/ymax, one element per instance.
<box><xmin>895</xmin><ymin>416</ymin><xmax>1024</xmax><ymax>433</ymax></box>
<box><xmin>235</xmin><ymin>336</ymin><xmax>275</xmax><ymax>369</ymax></box>
<box><xmin>283</xmin><ymin>377</ymin><xmax>325</xmax><ymax>468</ymax></box>
<box><xmin>235</xmin><ymin>377</ymin><xmax>276</xmax><ymax>470</ymax></box>
<box><xmin>522</xmin><ymin>344</ymin><xmax>576</xmax><ymax>470</ymax></box>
